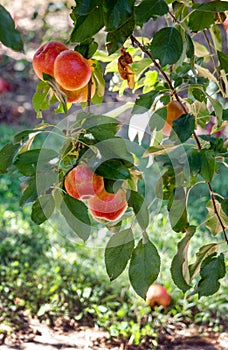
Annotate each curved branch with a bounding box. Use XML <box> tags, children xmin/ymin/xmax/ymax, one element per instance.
<box><xmin>130</xmin><ymin>34</ymin><xmax>228</xmax><ymax>244</ymax></box>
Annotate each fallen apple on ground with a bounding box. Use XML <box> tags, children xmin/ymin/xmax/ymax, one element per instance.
<box><xmin>146</xmin><ymin>283</ymin><xmax>171</xmax><ymax>307</ymax></box>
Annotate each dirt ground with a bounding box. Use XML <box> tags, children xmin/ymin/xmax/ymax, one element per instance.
<box><xmin>0</xmin><ymin>317</ymin><xmax>228</xmax><ymax>350</ymax></box>
<box><xmin>1</xmin><ymin>1</ymin><xmax>228</xmax><ymax>349</ymax></box>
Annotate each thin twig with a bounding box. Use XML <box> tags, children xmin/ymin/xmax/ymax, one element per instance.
<box><xmin>130</xmin><ymin>34</ymin><xmax>228</xmax><ymax>243</ymax></box>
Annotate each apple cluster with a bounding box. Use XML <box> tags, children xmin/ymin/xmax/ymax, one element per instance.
<box><xmin>64</xmin><ymin>164</ymin><xmax>128</xmax><ymax>222</ymax></box>
<box><xmin>32</xmin><ymin>41</ymin><xmax>95</xmax><ymax>103</ymax></box>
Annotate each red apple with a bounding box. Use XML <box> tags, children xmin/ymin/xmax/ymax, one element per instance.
<box><xmin>0</xmin><ymin>78</ymin><xmax>11</xmax><ymax>93</ymax></box>
<box><xmin>87</xmin><ymin>188</ymin><xmax>128</xmax><ymax>222</ymax></box>
<box><xmin>146</xmin><ymin>283</ymin><xmax>170</xmax><ymax>307</ymax></box>
<box><xmin>54</xmin><ymin>50</ymin><xmax>92</xmax><ymax>91</ymax></box>
<box><xmin>64</xmin><ymin>164</ymin><xmax>104</xmax><ymax>200</ymax></box>
<box><xmin>32</xmin><ymin>41</ymin><xmax>68</xmax><ymax>80</ymax></box>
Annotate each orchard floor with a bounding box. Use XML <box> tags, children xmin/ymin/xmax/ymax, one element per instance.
<box><xmin>0</xmin><ymin>318</ymin><xmax>228</xmax><ymax>350</ymax></box>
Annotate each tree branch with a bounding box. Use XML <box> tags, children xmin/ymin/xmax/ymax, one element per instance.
<box><xmin>130</xmin><ymin>34</ymin><xmax>228</xmax><ymax>244</ymax></box>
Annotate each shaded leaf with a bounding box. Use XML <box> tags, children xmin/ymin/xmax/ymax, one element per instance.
<box><xmin>132</xmin><ymin>90</ymin><xmax>159</xmax><ymax>115</ymax></box>
<box><xmin>199</xmin><ymin>150</ymin><xmax>216</xmax><ymax>182</ymax></box>
<box><xmin>168</xmin><ymin>186</ymin><xmax>189</xmax><ymax>233</ymax></box>
<box><xmin>70</xmin><ymin>5</ymin><xmax>104</xmax><ymax>43</ymax></box>
<box><xmin>129</xmin><ymin>238</ymin><xmax>160</xmax><ymax>299</ymax></box>
<box><xmin>105</xmin><ymin>228</ymin><xmax>134</xmax><ymax>281</ymax></box>
<box><xmin>75</xmin><ymin>38</ymin><xmax>98</xmax><ymax>59</ymax></box>
<box><xmin>0</xmin><ymin>143</ymin><xmax>20</xmax><ymax>174</ymax></box>
<box><xmin>0</xmin><ymin>5</ymin><xmax>23</xmax><ymax>51</ymax></box>
<box><xmin>127</xmin><ymin>190</ymin><xmax>150</xmax><ymax>230</ymax></box>
<box><xmin>103</xmin><ymin>0</ymin><xmax>134</xmax><ymax>32</ymax></box>
<box><xmin>149</xmin><ymin>27</ymin><xmax>183</xmax><ymax>66</ymax></box>
<box><xmin>197</xmin><ymin>253</ymin><xmax>226</xmax><ymax>297</ymax></box>
<box><xmin>31</xmin><ymin>194</ymin><xmax>55</xmax><ymax>225</ymax></box>
<box><xmin>135</xmin><ymin>0</ymin><xmax>168</xmax><ymax>26</ymax></box>
<box><xmin>171</xmin><ymin>114</ymin><xmax>195</xmax><ymax>143</ymax></box>
<box><xmin>96</xmin><ymin>159</ymin><xmax>130</xmax><ymax>180</ymax></box>
<box><xmin>218</xmin><ymin>50</ymin><xmax>228</xmax><ymax>73</ymax></box>
<box><xmin>60</xmin><ymin>194</ymin><xmax>91</xmax><ymax>241</ymax></box>
<box><xmin>106</xmin><ymin>15</ymin><xmax>135</xmax><ymax>54</ymax></box>
<box><xmin>20</xmin><ymin>177</ymin><xmax>38</xmax><ymax>206</ymax></box>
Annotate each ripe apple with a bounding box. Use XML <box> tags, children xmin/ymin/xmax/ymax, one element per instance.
<box><xmin>146</xmin><ymin>283</ymin><xmax>170</xmax><ymax>307</ymax></box>
<box><xmin>32</xmin><ymin>41</ymin><xmax>68</xmax><ymax>80</ymax></box>
<box><xmin>54</xmin><ymin>50</ymin><xmax>92</xmax><ymax>91</ymax></box>
<box><xmin>0</xmin><ymin>78</ymin><xmax>11</xmax><ymax>93</ymax></box>
<box><xmin>87</xmin><ymin>188</ymin><xmax>128</xmax><ymax>222</ymax></box>
<box><xmin>59</xmin><ymin>77</ymin><xmax>96</xmax><ymax>103</ymax></box>
<box><xmin>64</xmin><ymin>164</ymin><xmax>104</xmax><ymax>200</ymax></box>
<box><xmin>162</xmin><ymin>100</ymin><xmax>185</xmax><ymax>136</ymax></box>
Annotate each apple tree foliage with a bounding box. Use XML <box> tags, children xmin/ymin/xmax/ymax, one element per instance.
<box><xmin>0</xmin><ymin>1</ymin><xmax>228</xmax><ymax>300</ymax></box>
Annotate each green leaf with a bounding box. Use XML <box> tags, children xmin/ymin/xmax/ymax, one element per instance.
<box><xmin>218</xmin><ymin>50</ymin><xmax>228</xmax><ymax>73</ymax></box>
<box><xmin>189</xmin><ymin>1</ymin><xmax>228</xmax><ymax>31</ymax></box>
<box><xmin>20</xmin><ymin>177</ymin><xmax>38</xmax><ymax>206</ymax></box>
<box><xmin>70</xmin><ymin>5</ymin><xmax>104</xmax><ymax>43</ymax></box>
<box><xmin>74</xmin><ymin>38</ymin><xmax>98</xmax><ymax>59</ymax></box>
<box><xmin>170</xmin><ymin>114</ymin><xmax>195</xmax><ymax>143</ymax></box>
<box><xmin>149</xmin><ymin>107</ymin><xmax>167</xmax><ymax>131</ymax></box>
<box><xmin>206</xmin><ymin>199</ymin><xmax>228</xmax><ymax>235</ymax></box>
<box><xmin>171</xmin><ymin>227</ymin><xmax>196</xmax><ymax>293</ymax></box>
<box><xmin>197</xmin><ymin>253</ymin><xmax>226</xmax><ymax>297</ymax></box>
<box><xmin>0</xmin><ymin>143</ymin><xmax>20</xmax><ymax>174</ymax></box>
<box><xmin>132</xmin><ymin>90</ymin><xmax>159</xmax><ymax>114</ymax></box>
<box><xmin>149</xmin><ymin>27</ymin><xmax>183</xmax><ymax>67</ymax></box>
<box><xmin>199</xmin><ymin>150</ymin><xmax>216</xmax><ymax>182</ymax></box>
<box><xmin>129</xmin><ymin>239</ymin><xmax>160</xmax><ymax>299</ymax></box>
<box><xmin>127</xmin><ymin>190</ymin><xmax>149</xmax><ymax>230</ymax></box>
<box><xmin>14</xmin><ymin>149</ymin><xmax>58</xmax><ymax>176</ymax></box>
<box><xmin>0</xmin><ymin>5</ymin><xmax>23</xmax><ymax>51</ymax></box>
<box><xmin>207</xmin><ymin>95</ymin><xmax>223</xmax><ymax>124</ymax></box>
<box><xmin>103</xmin><ymin>0</ymin><xmax>135</xmax><ymax>32</ymax></box>
<box><xmin>74</xmin><ymin>0</ymin><xmax>100</xmax><ymax>15</ymax></box>
<box><xmin>186</xmin><ymin>33</ymin><xmax>194</xmax><ymax>59</ymax></box>
<box><xmin>221</xmin><ymin>198</ymin><xmax>228</xmax><ymax>216</ymax></box>
<box><xmin>189</xmin><ymin>243</ymin><xmax>219</xmax><ymax>280</ymax></box>
<box><xmin>88</xmin><ymin>137</ymin><xmax>134</xmax><ymax>167</ymax></box>
<box><xmin>105</xmin><ymin>228</ymin><xmax>134</xmax><ymax>281</ymax></box>
<box><xmin>135</xmin><ymin>0</ymin><xmax>168</xmax><ymax>26</ymax></box>
<box><xmin>60</xmin><ymin>194</ymin><xmax>91</xmax><ymax>241</ymax></box>
<box><xmin>81</xmin><ymin>113</ymin><xmax>120</xmax><ymax>141</ymax></box>
<box><xmin>96</xmin><ymin>159</ymin><xmax>130</xmax><ymax>180</ymax></box>
<box><xmin>31</xmin><ymin>194</ymin><xmax>55</xmax><ymax>225</ymax></box>
<box><xmin>106</xmin><ymin>15</ymin><xmax>135</xmax><ymax>54</ymax></box>
<box><xmin>32</xmin><ymin>81</ymin><xmax>51</xmax><ymax>118</ymax></box>
<box><xmin>168</xmin><ymin>186</ymin><xmax>189</xmax><ymax>232</ymax></box>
